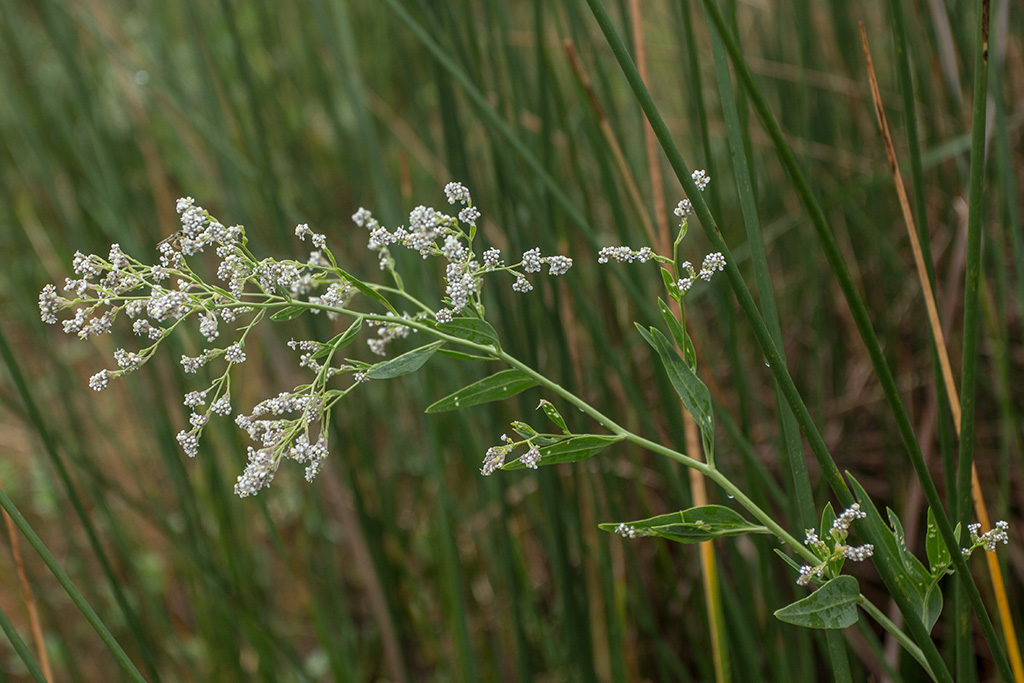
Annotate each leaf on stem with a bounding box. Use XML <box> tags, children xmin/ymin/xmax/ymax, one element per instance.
<box><xmin>270</xmin><ymin>304</ymin><xmax>307</xmax><ymax>321</ymax></box>
<box><xmin>436</xmin><ymin>349</ymin><xmax>493</xmax><ymax>362</ymax></box>
<box><xmin>774</xmin><ymin>576</ymin><xmax>860</xmax><ymax>629</ymax></box>
<box><xmin>599</xmin><ymin>505</ymin><xmax>767</xmax><ymax>543</ymax></box>
<box><xmin>925</xmin><ymin>508</ymin><xmax>958</xmax><ymax>577</ymax></box>
<box><xmin>502</xmin><ymin>434</ymin><xmax>623</xmax><ymax>470</ymax></box>
<box><xmin>436</xmin><ymin>317</ymin><xmax>500</xmax><ymax>347</ymax></box>
<box><xmin>537</xmin><ymin>399</ymin><xmax>570</xmax><ymax>434</ymax></box>
<box><xmin>312</xmin><ymin>319</ymin><xmax>363</xmax><ymax>359</ymax></box>
<box><xmin>425</xmin><ymin>369</ymin><xmax>536</xmax><ymax>413</ymax></box>
<box><xmin>637</xmin><ymin>324</ymin><xmax>714</xmax><ymax>455</ymax></box>
<box><xmin>848</xmin><ymin>475</ymin><xmax>943</xmax><ymax>633</ymax></box>
<box><xmin>658</xmin><ymin>298</ymin><xmax>696</xmax><ymax>369</ymax></box>
<box><xmin>337</xmin><ymin>267</ymin><xmax>399</xmax><ymax>315</ymax></box>
<box><xmin>366</xmin><ymin>341</ymin><xmax>445</xmax><ymax>379</ymax></box>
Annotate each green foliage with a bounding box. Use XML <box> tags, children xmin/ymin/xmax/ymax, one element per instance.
<box><xmin>775</xmin><ymin>576</ymin><xmax>861</xmax><ymax>630</ymax></box>
<box><xmin>502</xmin><ymin>434</ymin><xmax>624</xmax><ymax>470</ymax></box>
<box><xmin>425</xmin><ymin>369</ymin><xmax>537</xmax><ymax>413</ymax></box>
<box><xmin>600</xmin><ymin>505</ymin><xmax>767</xmax><ymax>543</ymax></box>
<box><xmin>366</xmin><ymin>340</ymin><xmax>445</xmax><ymax>379</ymax></box>
<box><xmin>2</xmin><ymin>0</ymin><xmax>1020</xmax><ymax>680</ymax></box>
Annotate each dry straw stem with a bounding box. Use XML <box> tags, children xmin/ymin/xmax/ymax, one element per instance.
<box><xmin>563</xmin><ymin>38</ymin><xmax>657</xmax><ymax>250</ymax></box>
<box><xmin>1</xmin><ymin>474</ymin><xmax>52</xmax><ymax>681</ymax></box>
<box><xmin>567</xmin><ymin>11</ymin><xmax>728</xmax><ymax>680</ymax></box>
<box><xmin>630</xmin><ymin>3</ymin><xmax>726</xmax><ymax>682</ymax></box>
<box><xmin>859</xmin><ymin>23</ymin><xmax>1023</xmax><ymax>683</ymax></box>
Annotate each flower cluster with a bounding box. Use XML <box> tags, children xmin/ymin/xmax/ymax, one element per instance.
<box><xmin>962</xmin><ymin>521</ymin><xmax>1010</xmax><ymax>556</ymax></box>
<box><xmin>39</xmin><ymin>197</ymin><xmax>387</xmax><ymax>497</ymax></box>
<box><xmin>614</xmin><ymin>524</ymin><xmax>656</xmax><ymax>539</ymax></box>
<box><xmin>598</xmin><ymin>169</ymin><xmax>725</xmax><ymax>298</ymax></box>
<box><xmin>38</xmin><ymin>198</ymin><xmax>259</xmax><ymax>394</ymax></box>
<box><xmin>797</xmin><ymin>503</ymin><xmax>875</xmax><ymax>586</ymax></box>
<box><xmin>673</xmin><ymin>169</ymin><xmax>711</xmax><ymax>222</ymax></box>
<box><xmin>597</xmin><ymin>246</ymin><xmax>726</xmax><ymax>296</ymax></box>
<box><xmin>597</xmin><ymin>246</ymin><xmax>657</xmax><ymax>264</ymax></box>
<box><xmin>479</xmin><ymin>433</ymin><xmax>542</xmax><ymax>475</ymax></box>
<box><xmin>353</xmin><ymin>182</ymin><xmax>573</xmax><ymax>323</ymax></box>
<box><xmin>676</xmin><ymin>252</ymin><xmax>727</xmax><ymax>293</ymax></box>
<box><xmin>40</xmin><ymin>184</ymin><xmax>574</xmax><ymax>498</ymax></box>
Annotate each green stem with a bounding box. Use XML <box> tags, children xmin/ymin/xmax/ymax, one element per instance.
<box><xmin>247</xmin><ymin>295</ymin><xmax>926</xmax><ymax>669</ymax></box>
<box><xmin>858</xmin><ymin>596</ymin><xmax>935</xmax><ymax>681</ymax></box>
<box><xmin>0</xmin><ymin>486</ymin><xmax>147</xmax><ymax>682</ymax></box>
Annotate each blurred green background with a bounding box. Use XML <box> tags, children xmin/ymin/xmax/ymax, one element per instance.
<box><xmin>1</xmin><ymin>1</ymin><xmax>1021</xmax><ymax>681</ymax></box>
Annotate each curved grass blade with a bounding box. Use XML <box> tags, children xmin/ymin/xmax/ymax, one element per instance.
<box><xmin>0</xmin><ymin>487</ymin><xmax>147</xmax><ymax>681</ymax></box>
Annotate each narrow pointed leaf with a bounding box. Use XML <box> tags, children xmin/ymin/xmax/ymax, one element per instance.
<box><xmin>774</xmin><ymin>576</ymin><xmax>860</xmax><ymax>629</ymax></box>
<box><xmin>271</xmin><ymin>304</ymin><xmax>307</xmax><ymax>321</ymax></box>
<box><xmin>425</xmin><ymin>369</ymin><xmax>536</xmax><ymax>413</ymax></box>
<box><xmin>313</xmin><ymin>318</ymin><xmax>363</xmax><ymax>359</ymax></box>
<box><xmin>849</xmin><ymin>476</ymin><xmax>943</xmax><ymax>632</ymax></box>
<box><xmin>366</xmin><ymin>341</ymin><xmax>444</xmax><ymax>379</ymax></box>
<box><xmin>658</xmin><ymin>298</ymin><xmax>688</xmax><ymax>356</ymax></box>
<box><xmin>925</xmin><ymin>508</ymin><xmax>955</xmax><ymax>575</ymax></box>
<box><xmin>503</xmin><ymin>434</ymin><xmax>623</xmax><ymax>470</ymax></box>
<box><xmin>819</xmin><ymin>502</ymin><xmax>845</xmax><ymax>575</ymax></box>
<box><xmin>599</xmin><ymin>505</ymin><xmax>768</xmax><ymax>543</ymax></box>
<box><xmin>538</xmin><ymin>399</ymin><xmax>570</xmax><ymax>434</ymax></box>
<box><xmin>634</xmin><ymin>322</ymin><xmax>654</xmax><ymax>346</ymax></box>
<box><xmin>820</xmin><ymin>502</ymin><xmax>837</xmax><ymax>539</ymax></box>
<box><xmin>510</xmin><ymin>421</ymin><xmax>540</xmax><ymax>440</ymax></box>
<box><xmin>774</xmin><ymin>548</ymin><xmax>803</xmax><ymax>573</ymax></box>
<box><xmin>437</xmin><ymin>348</ymin><xmax>493</xmax><ymax>362</ymax></box>
<box><xmin>642</xmin><ymin>326</ymin><xmax>714</xmax><ymax>449</ymax></box>
<box><xmin>660</xmin><ymin>267</ymin><xmax>679</xmax><ymax>301</ymax></box>
<box><xmin>337</xmin><ymin>267</ymin><xmax>398</xmax><ymax>314</ymax></box>
<box><xmin>437</xmin><ymin>317</ymin><xmax>500</xmax><ymax>347</ymax></box>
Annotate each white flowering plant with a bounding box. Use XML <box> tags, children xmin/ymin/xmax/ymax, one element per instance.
<box><xmin>40</xmin><ymin>178</ymin><xmax>1011</xmax><ymax>674</ymax></box>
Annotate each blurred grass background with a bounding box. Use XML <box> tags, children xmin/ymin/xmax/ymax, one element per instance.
<box><xmin>0</xmin><ymin>0</ymin><xmax>1021</xmax><ymax>680</ymax></box>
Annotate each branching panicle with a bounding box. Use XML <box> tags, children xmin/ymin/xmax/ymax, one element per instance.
<box><xmin>42</xmin><ymin>184</ymin><xmax>572</xmax><ymax>497</ymax></box>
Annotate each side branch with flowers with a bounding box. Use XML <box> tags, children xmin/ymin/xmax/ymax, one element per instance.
<box><xmin>40</xmin><ymin>180</ymin><xmax>1010</xmax><ymax>676</ymax></box>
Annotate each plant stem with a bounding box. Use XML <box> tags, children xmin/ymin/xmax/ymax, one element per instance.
<box><xmin>859</xmin><ymin>596</ymin><xmax>935</xmax><ymax>681</ymax></box>
<box><xmin>284</xmin><ymin>297</ymin><xmax>929</xmax><ymax>670</ymax></box>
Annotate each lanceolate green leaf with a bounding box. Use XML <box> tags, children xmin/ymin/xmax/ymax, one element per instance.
<box><xmin>312</xmin><ymin>318</ymin><xmax>363</xmax><ymax>359</ymax></box>
<box><xmin>425</xmin><ymin>369</ymin><xmax>536</xmax><ymax>413</ymax></box>
<box><xmin>270</xmin><ymin>304</ymin><xmax>306</xmax><ymax>321</ymax></box>
<box><xmin>658</xmin><ymin>298</ymin><xmax>688</xmax><ymax>360</ymax></box>
<box><xmin>849</xmin><ymin>476</ymin><xmax>943</xmax><ymax>633</ymax></box>
<box><xmin>502</xmin><ymin>434</ymin><xmax>623</xmax><ymax>470</ymax></box>
<box><xmin>437</xmin><ymin>317</ymin><xmax>500</xmax><ymax>347</ymax></box>
<box><xmin>819</xmin><ymin>502</ymin><xmax>845</xmax><ymax>576</ymax></box>
<box><xmin>537</xmin><ymin>399</ymin><xmax>570</xmax><ymax>435</ymax></box>
<box><xmin>599</xmin><ymin>505</ymin><xmax>767</xmax><ymax>543</ymax></box>
<box><xmin>366</xmin><ymin>341</ymin><xmax>444</xmax><ymax>379</ymax></box>
<box><xmin>336</xmin><ymin>267</ymin><xmax>398</xmax><ymax>315</ymax></box>
<box><xmin>639</xmin><ymin>325</ymin><xmax>714</xmax><ymax>453</ymax></box>
<box><xmin>436</xmin><ymin>349</ymin><xmax>493</xmax><ymax>362</ymax></box>
<box><xmin>925</xmin><ymin>508</ymin><xmax>958</xmax><ymax>576</ymax></box>
<box><xmin>775</xmin><ymin>576</ymin><xmax>860</xmax><ymax>630</ymax></box>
